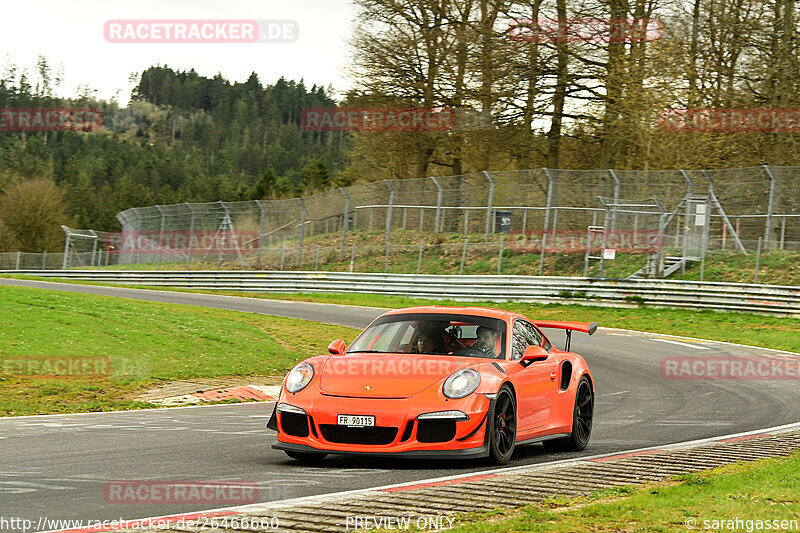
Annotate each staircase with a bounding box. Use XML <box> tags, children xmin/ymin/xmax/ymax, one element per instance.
<box><xmin>627</xmin><ymin>255</ymin><xmax>700</xmax><ymax>279</ymax></box>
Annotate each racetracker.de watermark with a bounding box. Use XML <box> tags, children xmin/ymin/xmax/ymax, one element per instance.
<box><xmin>660</xmin><ymin>108</ymin><xmax>800</xmax><ymax>133</ymax></box>
<box><xmin>0</xmin><ymin>356</ymin><xmax>112</xmax><ymax>379</ymax></box>
<box><xmin>508</xmin><ymin>18</ymin><xmax>663</xmax><ymax>42</ymax></box>
<box><xmin>661</xmin><ymin>356</ymin><xmax>800</xmax><ymax>380</ymax></box>
<box><xmin>326</xmin><ymin>359</ymin><xmax>475</xmax><ymax>378</ymax></box>
<box><xmin>104</xmin><ymin>230</ymin><xmax>257</xmax><ymax>254</ymax></box>
<box><xmin>301</xmin><ymin>107</ymin><xmax>456</xmax><ymax>131</ymax></box>
<box><xmin>1</xmin><ymin>108</ymin><xmax>102</xmax><ymax>132</ymax></box>
<box><xmin>509</xmin><ymin>229</ymin><xmax>663</xmax><ymax>254</ymax></box>
<box><xmin>104</xmin><ymin>19</ymin><xmax>298</xmax><ymax>43</ymax></box>
<box><xmin>104</xmin><ymin>480</ymin><xmax>259</xmax><ymax>505</ymax></box>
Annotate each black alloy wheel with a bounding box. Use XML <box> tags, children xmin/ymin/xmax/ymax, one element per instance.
<box><xmin>488</xmin><ymin>386</ymin><xmax>517</xmax><ymax>464</ymax></box>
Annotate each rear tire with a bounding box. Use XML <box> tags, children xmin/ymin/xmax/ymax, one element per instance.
<box><xmin>542</xmin><ymin>375</ymin><xmax>593</xmax><ymax>452</ymax></box>
<box><xmin>285</xmin><ymin>450</ymin><xmax>327</xmax><ymax>463</ymax></box>
<box><xmin>487</xmin><ymin>385</ymin><xmax>517</xmax><ymax>465</ymax></box>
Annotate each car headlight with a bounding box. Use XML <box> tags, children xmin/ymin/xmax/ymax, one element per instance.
<box><xmin>286</xmin><ymin>362</ymin><xmax>314</xmax><ymax>393</ymax></box>
<box><xmin>443</xmin><ymin>368</ymin><xmax>481</xmax><ymax>399</ymax></box>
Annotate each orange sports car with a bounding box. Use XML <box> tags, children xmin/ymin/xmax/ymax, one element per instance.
<box><xmin>267</xmin><ymin>306</ymin><xmax>596</xmax><ymax>464</ymax></box>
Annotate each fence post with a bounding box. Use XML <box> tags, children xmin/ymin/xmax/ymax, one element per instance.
<box><xmin>497</xmin><ymin>235</ymin><xmax>505</xmax><ymax>274</ymax></box>
<box><xmin>280</xmin><ymin>242</ymin><xmax>286</xmax><ymax>271</ymax></box>
<box><xmin>90</xmin><ymin>230</ymin><xmax>98</xmax><ymax>268</ymax></box>
<box><xmin>538</xmin><ymin>233</ymin><xmax>547</xmax><ymax>276</ymax></box>
<box><xmin>543</xmin><ymin>168</ymin><xmax>554</xmax><ymax>236</ymax></box>
<box><xmin>131</xmin><ymin>209</ymin><xmax>142</xmax><ymax>267</ymax></box>
<box><xmin>780</xmin><ymin>216</ymin><xmax>786</xmax><ymax>250</ymax></box>
<box><xmin>155</xmin><ymin>205</ymin><xmax>165</xmax><ymax>271</ymax></box>
<box><xmin>339</xmin><ymin>187</ymin><xmax>350</xmax><ymax>256</ymax></box>
<box><xmin>255</xmin><ymin>200</ymin><xmax>265</xmax><ymax>266</ymax></box>
<box><xmin>61</xmin><ymin>226</ymin><xmax>71</xmax><ymax>269</ymax></box>
<box><xmin>608</xmin><ymin>169</ymin><xmax>621</xmax><ymax>232</ymax></box>
<box><xmin>315</xmin><ymin>245</ymin><xmax>320</xmax><ymax>271</ymax></box>
<box><xmin>42</xmin><ymin>250</ymin><xmax>47</xmax><ymax>270</ymax></box>
<box><xmin>483</xmin><ymin>171</ymin><xmax>494</xmax><ymax>242</ymax></box>
<box><xmin>186</xmin><ymin>203</ymin><xmax>196</xmax><ymax>270</ymax></box>
<box><xmin>15</xmin><ymin>251</ymin><xmax>21</xmax><ymax>270</ymax></box>
<box><xmin>349</xmin><ymin>242</ymin><xmax>356</xmax><ymax>272</ymax></box>
<box><xmin>296</xmin><ymin>198</ymin><xmax>306</xmax><ymax>267</ymax></box>
<box><xmin>459</xmin><ymin>238</ymin><xmax>468</xmax><ymax>275</ymax></box>
<box><xmin>384</xmin><ymin>180</ymin><xmax>395</xmax><ymax>272</ymax></box>
<box><xmin>430</xmin><ymin>177</ymin><xmax>442</xmax><ymax>233</ymax></box>
<box><xmin>762</xmin><ymin>164</ymin><xmax>776</xmax><ymax>251</ymax></box>
<box><xmin>754</xmin><ymin>237</ymin><xmax>762</xmax><ymax>283</ymax></box>
<box><xmin>699</xmin><ymin>184</ymin><xmax>712</xmax><ymax>282</ymax></box>
<box><xmin>417</xmin><ymin>239</ymin><xmax>424</xmax><ymax>274</ymax></box>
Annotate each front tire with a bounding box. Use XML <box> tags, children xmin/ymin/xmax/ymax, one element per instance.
<box><xmin>285</xmin><ymin>450</ymin><xmax>327</xmax><ymax>463</ymax></box>
<box><xmin>487</xmin><ymin>386</ymin><xmax>517</xmax><ymax>465</ymax></box>
<box><xmin>543</xmin><ymin>375</ymin><xmax>593</xmax><ymax>452</ymax></box>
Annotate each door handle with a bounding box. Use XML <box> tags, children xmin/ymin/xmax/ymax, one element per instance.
<box><xmin>550</xmin><ymin>370</ymin><xmax>557</xmax><ymax>381</ymax></box>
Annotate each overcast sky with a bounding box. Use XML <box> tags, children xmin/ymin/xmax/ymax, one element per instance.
<box><xmin>1</xmin><ymin>0</ymin><xmax>357</xmax><ymax>105</ymax></box>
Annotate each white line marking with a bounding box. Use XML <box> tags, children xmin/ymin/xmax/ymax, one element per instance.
<box><xmin>651</xmin><ymin>338</ymin><xmax>711</xmax><ymax>350</ymax></box>
<box><xmin>599</xmin><ymin>326</ymin><xmax>800</xmax><ymax>357</ymax></box>
<box><xmin>599</xmin><ymin>390</ymin><xmax>629</xmax><ymax>397</ymax></box>
<box><xmin>0</xmin><ymin>401</ymin><xmax>274</xmax><ymax>421</ymax></box>
<box><xmin>41</xmin><ymin>419</ymin><xmax>800</xmax><ymax>533</ymax></box>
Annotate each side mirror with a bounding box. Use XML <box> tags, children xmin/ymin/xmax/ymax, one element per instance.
<box><xmin>520</xmin><ymin>345</ymin><xmax>549</xmax><ymax>366</ymax></box>
<box><xmin>328</xmin><ymin>339</ymin><xmax>347</xmax><ymax>355</ymax></box>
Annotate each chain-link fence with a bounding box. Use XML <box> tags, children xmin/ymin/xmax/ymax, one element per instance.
<box><xmin>3</xmin><ymin>164</ymin><xmax>797</xmax><ymax>279</ymax></box>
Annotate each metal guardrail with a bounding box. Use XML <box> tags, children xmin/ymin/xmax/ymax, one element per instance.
<box><xmin>4</xmin><ymin>270</ymin><xmax>800</xmax><ymax>317</ymax></box>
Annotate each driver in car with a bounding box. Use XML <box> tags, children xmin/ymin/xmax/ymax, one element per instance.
<box><xmin>471</xmin><ymin>326</ymin><xmax>499</xmax><ymax>356</ymax></box>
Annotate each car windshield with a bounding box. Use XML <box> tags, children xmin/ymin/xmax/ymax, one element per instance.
<box><xmin>347</xmin><ymin>313</ymin><xmax>506</xmax><ymax>359</ymax></box>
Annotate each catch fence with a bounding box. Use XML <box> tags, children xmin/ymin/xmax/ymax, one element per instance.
<box><xmin>5</xmin><ymin>165</ymin><xmax>795</xmax><ymax>280</ymax></box>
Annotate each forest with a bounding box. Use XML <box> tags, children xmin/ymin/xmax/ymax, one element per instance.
<box><xmin>1</xmin><ymin>0</ymin><xmax>798</xmax><ymax>251</ymax></box>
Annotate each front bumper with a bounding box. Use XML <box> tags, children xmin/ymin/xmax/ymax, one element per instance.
<box><xmin>267</xmin><ymin>391</ymin><xmax>494</xmax><ymax>458</ymax></box>
<box><xmin>272</xmin><ymin>440</ymin><xmax>489</xmax><ymax>459</ymax></box>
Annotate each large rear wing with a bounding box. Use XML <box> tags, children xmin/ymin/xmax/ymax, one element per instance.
<box><xmin>533</xmin><ymin>321</ymin><xmax>597</xmax><ymax>351</ymax></box>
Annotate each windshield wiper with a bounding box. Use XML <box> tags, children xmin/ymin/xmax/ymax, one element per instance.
<box><xmin>346</xmin><ymin>350</ymin><xmax>385</xmax><ymax>353</ymax></box>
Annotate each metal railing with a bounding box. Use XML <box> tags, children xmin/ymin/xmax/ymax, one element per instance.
<box><xmin>5</xmin><ymin>270</ymin><xmax>799</xmax><ymax>317</ymax></box>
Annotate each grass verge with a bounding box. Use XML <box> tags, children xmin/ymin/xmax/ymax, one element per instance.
<box><xmin>0</xmin><ymin>284</ymin><xmax>359</xmax><ymax>416</ymax></box>
<box><xmin>435</xmin><ymin>451</ymin><xmax>800</xmax><ymax>532</ymax></box>
<box><xmin>10</xmin><ymin>276</ymin><xmax>796</xmax><ymax>354</ymax></box>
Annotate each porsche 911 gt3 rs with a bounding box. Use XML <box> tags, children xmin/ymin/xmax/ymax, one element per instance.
<box><xmin>267</xmin><ymin>306</ymin><xmax>596</xmax><ymax>465</ymax></box>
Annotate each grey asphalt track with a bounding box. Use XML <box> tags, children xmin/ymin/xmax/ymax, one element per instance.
<box><xmin>1</xmin><ymin>278</ymin><xmax>799</xmax><ymax>527</ymax></box>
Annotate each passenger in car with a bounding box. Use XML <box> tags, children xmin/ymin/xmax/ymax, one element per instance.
<box><xmin>415</xmin><ymin>326</ymin><xmax>448</xmax><ymax>354</ymax></box>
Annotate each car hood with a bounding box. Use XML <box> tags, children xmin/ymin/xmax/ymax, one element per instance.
<box><xmin>319</xmin><ymin>353</ymin><xmax>482</xmax><ymax>398</ymax></box>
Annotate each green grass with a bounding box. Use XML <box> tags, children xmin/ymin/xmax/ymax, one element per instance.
<box><xmin>0</xmin><ymin>285</ymin><xmax>359</xmax><ymax>416</ymax></box>
<box><xmin>676</xmin><ymin>249</ymin><xmax>800</xmax><ymax>286</ymax></box>
<box><xmin>7</xmin><ymin>274</ymin><xmax>800</xmax><ymax>353</ymax></box>
<box><xmin>435</xmin><ymin>451</ymin><xmax>800</xmax><ymax>532</ymax></box>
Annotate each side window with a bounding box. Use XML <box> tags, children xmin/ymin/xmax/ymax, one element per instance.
<box><xmin>542</xmin><ymin>333</ymin><xmax>552</xmax><ymax>351</ymax></box>
<box><xmin>512</xmin><ymin>320</ymin><xmax>545</xmax><ymax>359</ymax></box>
<box><xmin>398</xmin><ymin>323</ymin><xmax>415</xmax><ymax>347</ymax></box>
<box><xmin>511</xmin><ymin>320</ymin><xmax>529</xmax><ymax>359</ymax></box>
<box><xmin>529</xmin><ymin>323</ymin><xmax>552</xmax><ymax>351</ymax></box>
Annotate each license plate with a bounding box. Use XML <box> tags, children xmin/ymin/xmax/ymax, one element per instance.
<box><xmin>337</xmin><ymin>414</ymin><xmax>375</xmax><ymax>427</ymax></box>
